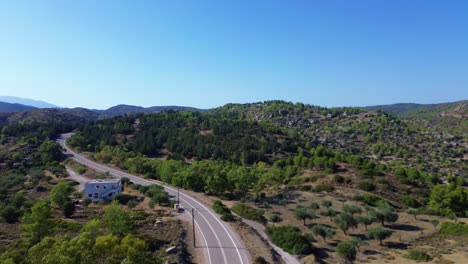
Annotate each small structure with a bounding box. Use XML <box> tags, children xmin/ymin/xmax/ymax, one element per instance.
<box><xmin>84</xmin><ymin>179</ymin><xmax>122</xmax><ymax>202</ymax></box>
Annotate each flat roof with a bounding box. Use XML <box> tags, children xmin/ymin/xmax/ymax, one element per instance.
<box><xmin>85</xmin><ymin>178</ymin><xmax>121</xmax><ymax>184</ymax></box>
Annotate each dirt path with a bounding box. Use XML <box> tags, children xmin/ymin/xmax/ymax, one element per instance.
<box><xmin>65</xmin><ymin>166</ymin><xmax>88</xmax><ymax>190</ymax></box>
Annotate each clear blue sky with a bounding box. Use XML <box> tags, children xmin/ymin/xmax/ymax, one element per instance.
<box><xmin>0</xmin><ymin>1</ymin><xmax>467</xmax><ymax>109</ymax></box>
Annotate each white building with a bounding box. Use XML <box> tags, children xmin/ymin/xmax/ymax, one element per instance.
<box><xmin>84</xmin><ymin>179</ymin><xmax>122</xmax><ymax>202</ymax></box>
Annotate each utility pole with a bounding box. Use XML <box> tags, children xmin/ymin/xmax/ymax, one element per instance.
<box><xmin>177</xmin><ymin>187</ymin><xmax>180</xmax><ymax>204</ymax></box>
<box><xmin>192</xmin><ymin>208</ymin><xmax>196</xmax><ymax>248</ymax></box>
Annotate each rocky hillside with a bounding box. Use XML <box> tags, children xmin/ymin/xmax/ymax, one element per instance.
<box><xmin>364</xmin><ymin>100</ymin><xmax>468</xmax><ymax>139</ymax></box>
<box><xmin>212</xmin><ymin>101</ymin><xmax>467</xmax><ymax>178</ymax></box>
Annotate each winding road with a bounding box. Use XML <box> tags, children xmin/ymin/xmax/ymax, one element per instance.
<box><xmin>58</xmin><ymin>133</ymin><xmax>251</xmax><ymax>264</ymax></box>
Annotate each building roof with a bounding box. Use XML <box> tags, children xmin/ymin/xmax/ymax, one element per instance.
<box><xmin>85</xmin><ymin>178</ymin><xmax>121</xmax><ymax>184</ymax></box>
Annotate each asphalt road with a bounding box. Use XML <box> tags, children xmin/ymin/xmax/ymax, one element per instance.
<box><xmin>58</xmin><ymin>133</ymin><xmax>251</xmax><ymax>264</ymax></box>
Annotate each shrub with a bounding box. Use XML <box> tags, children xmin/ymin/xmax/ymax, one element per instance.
<box><xmin>404</xmin><ymin>250</ymin><xmax>432</xmax><ymax>262</ymax></box>
<box><xmin>212</xmin><ymin>200</ymin><xmax>231</xmax><ymax>215</ymax></box>
<box><xmin>439</xmin><ymin>222</ymin><xmax>468</xmax><ymax>236</ymax></box>
<box><xmin>254</xmin><ymin>257</ymin><xmax>268</xmax><ymax>264</ymax></box>
<box><xmin>400</xmin><ymin>195</ymin><xmax>420</xmax><ymax>208</ymax></box>
<box><xmin>362</xmin><ymin>194</ymin><xmax>382</xmax><ymax>206</ymax></box>
<box><xmin>309</xmin><ymin>202</ymin><xmax>320</xmax><ymax>210</ymax></box>
<box><xmin>322</xmin><ymin>200</ymin><xmax>332</xmax><ymax>208</ymax></box>
<box><xmin>221</xmin><ymin>213</ymin><xmax>235</xmax><ymax>222</ymax></box>
<box><xmin>82</xmin><ymin>198</ymin><xmax>92</xmax><ymax>207</ymax></box>
<box><xmin>336</xmin><ymin>241</ymin><xmax>357</xmax><ymax>262</ymax></box>
<box><xmin>334</xmin><ymin>175</ymin><xmax>345</xmax><ymax>183</ymax></box>
<box><xmin>212</xmin><ymin>200</ymin><xmax>235</xmax><ymax>222</ymax></box>
<box><xmin>269</xmin><ymin>214</ymin><xmax>282</xmax><ymax>223</ymax></box>
<box><xmin>63</xmin><ymin>201</ymin><xmax>75</xmax><ymax>218</ymax></box>
<box><xmin>265</xmin><ymin>225</ymin><xmax>312</xmax><ymax>255</ymax></box>
<box><xmin>358</xmin><ymin>181</ymin><xmax>376</xmax><ymax>192</ymax></box>
<box><xmin>76</xmin><ymin>166</ymin><xmax>86</xmax><ymax>174</ymax></box>
<box><xmin>0</xmin><ymin>206</ymin><xmax>21</xmax><ymax>223</ymax></box>
<box><xmin>352</xmin><ymin>194</ymin><xmax>364</xmax><ymax>201</ymax></box>
<box><xmin>231</xmin><ymin>203</ymin><xmax>264</xmax><ymax>222</ymax></box>
<box><xmin>127</xmin><ymin>200</ymin><xmax>138</xmax><ymax>209</ymax></box>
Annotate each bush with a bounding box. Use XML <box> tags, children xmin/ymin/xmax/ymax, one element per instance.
<box><xmin>404</xmin><ymin>249</ymin><xmax>432</xmax><ymax>262</ymax></box>
<box><xmin>212</xmin><ymin>200</ymin><xmax>231</xmax><ymax>215</ymax></box>
<box><xmin>0</xmin><ymin>206</ymin><xmax>21</xmax><ymax>223</ymax></box>
<box><xmin>362</xmin><ymin>194</ymin><xmax>383</xmax><ymax>206</ymax></box>
<box><xmin>311</xmin><ymin>184</ymin><xmax>335</xmax><ymax>193</ymax></box>
<box><xmin>333</xmin><ymin>175</ymin><xmax>345</xmax><ymax>184</ymax></box>
<box><xmin>221</xmin><ymin>213</ymin><xmax>235</xmax><ymax>222</ymax></box>
<box><xmin>82</xmin><ymin>198</ymin><xmax>92</xmax><ymax>207</ymax></box>
<box><xmin>212</xmin><ymin>200</ymin><xmax>235</xmax><ymax>222</ymax></box>
<box><xmin>254</xmin><ymin>257</ymin><xmax>268</xmax><ymax>264</ymax></box>
<box><xmin>352</xmin><ymin>194</ymin><xmax>364</xmax><ymax>201</ymax></box>
<box><xmin>265</xmin><ymin>225</ymin><xmax>312</xmax><ymax>255</ymax></box>
<box><xmin>336</xmin><ymin>241</ymin><xmax>357</xmax><ymax>262</ymax></box>
<box><xmin>127</xmin><ymin>200</ymin><xmax>138</xmax><ymax>209</ymax></box>
<box><xmin>439</xmin><ymin>222</ymin><xmax>468</xmax><ymax>236</ymax></box>
<box><xmin>63</xmin><ymin>201</ymin><xmax>75</xmax><ymax>218</ymax></box>
<box><xmin>231</xmin><ymin>203</ymin><xmax>264</xmax><ymax>222</ymax></box>
<box><xmin>269</xmin><ymin>214</ymin><xmax>282</xmax><ymax>223</ymax></box>
<box><xmin>400</xmin><ymin>195</ymin><xmax>421</xmax><ymax>208</ymax></box>
<box><xmin>76</xmin><ymin>166</ymin><xmax>86</xmax><ymax>174</ymax></box>
<box><xmin>358</xmin><ymin>181</ymin><xmax>376</xmax><ymax>192</ymax></box>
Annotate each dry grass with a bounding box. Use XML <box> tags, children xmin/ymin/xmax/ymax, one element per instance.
<box><xmin>236</xmin><ymin>188</ymin><xmax>465</xmax><ymax>264</ymax></box>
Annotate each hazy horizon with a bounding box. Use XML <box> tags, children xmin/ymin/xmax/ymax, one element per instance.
<box><xmin>1</xmin><ymin>1</ymin><xmax>468</xmax><ymax>109</ymax></box>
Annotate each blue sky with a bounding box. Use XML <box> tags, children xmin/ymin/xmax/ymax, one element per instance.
<box><xmin>0</xmin><ymin>1</ymin><xmax>467</xmax><ymax>109</ymax></box>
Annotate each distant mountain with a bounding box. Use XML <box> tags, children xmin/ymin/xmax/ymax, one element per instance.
<box><xmin>0</xmin><ymin>102</ymin><xmax>201</xmax><ymax>126</ymax></box>
<box><xmin>0</xmin><ymin>96</ymin><xmax>59</xmax><ymax>108</ymax></box>
<box><xmin>0</xmin><ymin>101</ymin><xmax>36</xmax><ymax>113</ymax></box>
<box><xmin>362</xmin><ymin>100</ymin><xmax>468</xmax><ymax>116</ymax></box>
<box><xmin>97</xmin><ymin>104</ymin><xmax>202</xmax><ymax>117</ymax></box>
<box><xmin>362</xmin><ymin>103</ymin><xmax>437</xmax><ymax>115</ymax></box>
<box><xmin>0</xmin><ymin>108</ymin><xmax>99</xmax><ymax>127</ymax></box>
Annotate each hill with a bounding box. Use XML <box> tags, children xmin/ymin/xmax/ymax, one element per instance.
<box><xmin>402</xmin><ymin>100</ymin><xmax>468</xmax><ymax>139</ymax></box>
<box><xmin>2</xmin><ymin>100</ymin><xmax>467</xmax><ymax>264</ymax></box>
<box><xmin>364</xmin><ymin>100</ymin><xmax>468</xmax><ymax>139</ymax></box>
<box><xmin>0</xmin><ymin>108</ymin><xmax>99</xmax><ymax>127</ymax></box>
<box><xmin>97</xmin><ymin>104</ymin><xmax>202</xmax><ymax>117</ymax></box>
<box><xmin>0</xmin><ymin>103</ymin><xmax>201</xmax><ymax>126</ymax></box>
<box><xmin>0</xmin><ymin>101</ymin><xmax>36</xmax><ymax>112</ymax></box>
<box><xmin>0</xmin><ymin>96</ymin><xmax>59</xmax><ymax>108</ymax></box>
<box><xmin>97</xmin><ymin>104</ymin><xmax>201</xmax><ymax>117</ymax></box>
<box><xmin>67</xmin><ymin>101</ymin><xmax>467</xmax><ymax>204</ymax></box>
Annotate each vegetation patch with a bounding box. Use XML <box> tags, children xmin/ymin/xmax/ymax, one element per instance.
<box><xmin>439</xmin><ymin>222</ymin><xmax>468</xmax><ymax>236</ymax></box>
<box><xmin>404</xmin><ymin>249</ymin><xmax>432</xmax><ymax>262</ymax></box>
<box><xmin>231</xmin><ymin>203</ymin><xmax>264</xmax><ymax>222</ymax></box>
<box><xmin>265</xmin><ymin>225</ymin><xmax>312</xmax><ymax>255</ymax></box>
<box><xmin>311</xmin><ymin>184</ymin><xmax>335</xmax><ymax>193</ymax></box>
<box><xmin>212</xmin><ymin>200</ymin><xmax>235</xmax><ymax>222</ymax></box>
